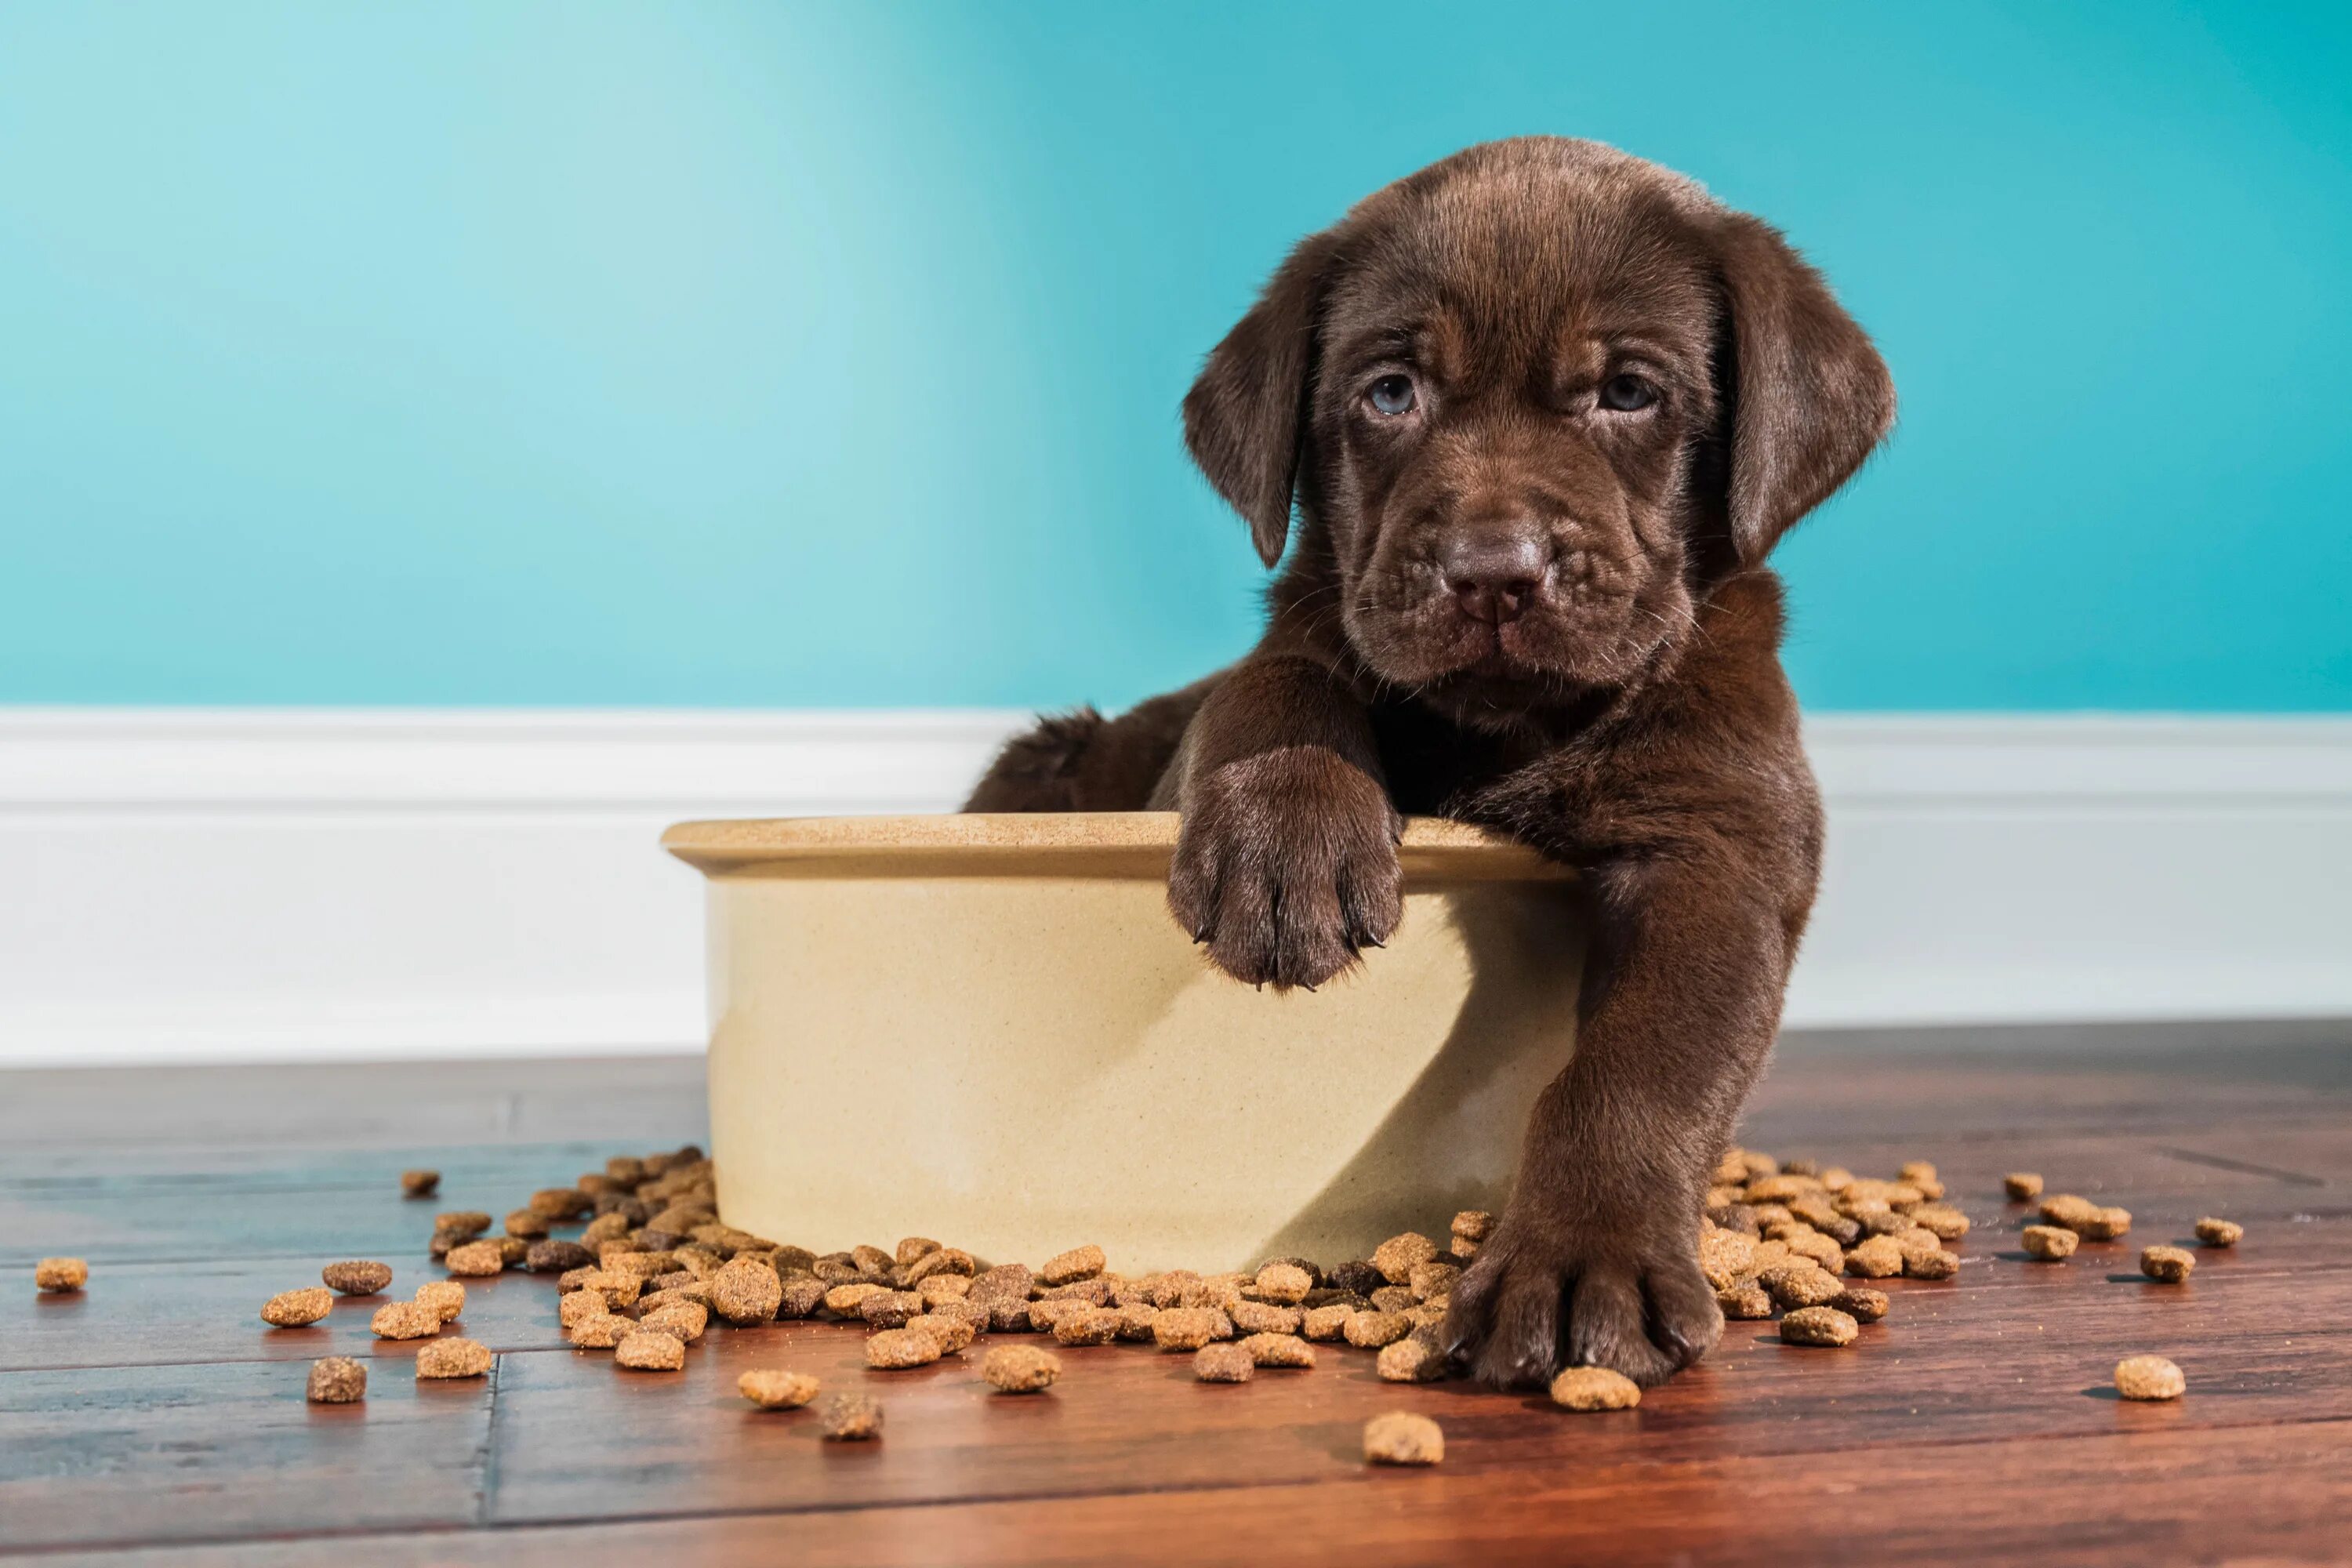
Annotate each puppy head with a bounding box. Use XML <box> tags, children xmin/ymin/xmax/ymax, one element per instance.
<box><xmin>1185</xmin><ymin>137</ymin><xmax>1893</xmax><ymax>719</ymax></box>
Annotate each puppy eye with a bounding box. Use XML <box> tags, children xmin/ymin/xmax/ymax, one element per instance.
<box><xmin>1367</xmin><ymin>375</ymin><xmax>1417</xmax><ymax>416</ymax></box>
<box><xmin>1598</xmin><ymin>373</ymin><xmax>1659</xmax><ymax>412</ymax></box>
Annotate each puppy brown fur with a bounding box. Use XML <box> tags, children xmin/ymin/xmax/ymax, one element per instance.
<box><xmin>967</xmin><ymin>137</ymin><xmax>1892</xmax><ymax>1388</ymax></box>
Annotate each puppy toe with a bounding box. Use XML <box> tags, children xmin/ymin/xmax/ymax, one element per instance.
<box><xmin>1568</xmin><ymin>1269</ymin><xmax>1679</xmax><ymax>1387</ymax></box>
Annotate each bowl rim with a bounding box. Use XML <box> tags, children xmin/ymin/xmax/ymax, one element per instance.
<box><xmin>662</xmin><ymin>811</ymin><xmax>1571</xmax><ymax>882</ymax></box>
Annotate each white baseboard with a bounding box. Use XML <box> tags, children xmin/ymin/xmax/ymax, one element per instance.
<box><xmin>3</xmin><ymin>708</ymin><xmax>2347</xmax><ymax>1065</ymax></box>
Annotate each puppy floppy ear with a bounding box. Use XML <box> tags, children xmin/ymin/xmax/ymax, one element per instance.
<box><xmin>1714</xmin><ymin>213</ymin><xmax>1895</xmax><ymax>564</ymax></box>
<box><xmin>1183</xmin><ymin>229</ymin><xmax>1344</xmax><ymax>568</ymax></box>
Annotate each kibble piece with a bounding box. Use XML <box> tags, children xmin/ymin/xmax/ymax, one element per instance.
<box><xmin>370</xmin><ymin>1301</ymin><xmax>441</xmax><ymax>1340</ymax></box>
<box><xmin>321</xmin><ymin>1260</ymin><xmax>394</xmax><ymax>1297</ymax></box>
<box><xmin>1051</xmin><ymin>1307</ymin><xmax>1122</xmax><ymax>1347</ymax></box>
<box><xmin>1908</xmin><ymin>1204</ymin><xmax>1971</xmax><ymax>1241</ymax></box>
<box><xmin>2004</xmin><ymin>1172</ymin><xmax>2044</xmax><ymax>1201</ymax></box>
<box><xmin>2195</xmin><ymin>1217</ymin><xmax>2243</xmax><ymax>1248</ymax></box>
<box><xmin>895</xmin><ymin>1236</ymin><xmax>942</xmax><ymax>1267</ymax></box>
<box><xmin>1327</xmin><ymin>1260</ymin><xmax>1386</xmax><ymax>1298</ymax></box>
<box><xmin>859</xmin><ymin>1290</ymin><xmax>925</xmax><ymax>1330</ymax></box>
<box><xmin>2076</xmin><ymin>1207</ymin><xmax>2133</xmax><ymax>1241</ymax></box>
<box><xmin>1549</xmin><ymin>1367</ymin><xmax>1642</xmax><ymax>1410</ymax></box>
<box><xmin>2022</xmin><ymin>1225</ymin><xmax>2080</xmax><ymax>1261</ymax></box>
<box><xmin>307</xmin><ymin>1356</ymin><xmax>367</xmax><ymax>1403</ymax></box>
<box><xmin>1372</xmin><ymin>1232</ymin><xmax>1439</xmax><ymax>1284</ymax></box>
<box><xmin>641</xmin><ymin>1302</ymin><xmax>709</xmax><ymax>1344</ymax></box>
<box><xmin>1192</xmin><ymin>1342</ymin><xmax>1254</xmax><ymax>1382</ymax></box>
<box><xmin>917</xmin><ymin>1273</ymin><xmax>973</xmax><ymax>1307</ymax></box>
<box><xmin>262</xmin><ymin>1287</ymin><xmax>336</xmax><ymax>1327</ymax></box>
<box><xmin>1828</xmin><ymin>1287</ymin><xmax>1889</xmax><ymax>1323</ymax></box>
<box><xmin>866</xmin><ymin>1327</ymin><xmax>944</xmax><ymax>1369</ymax></box>
<box><xmin>559</xmin><ymin>1289</ymin><xmax>614</xmax><ymax>1328</ymax></box>
<box><xmin>1903</xmin><ymin>1247</ymin><xmax>1961</xmax><ymax>1280</ymax></box>
<box><xmin>1301</xmin><ymin>1303</ymin><xmax>1354</xmax><ymax>1341</ymax></box>
<box><xmin>444</xmin><ymin>1240</ymin><xmax>507</xmax><ymax>1277</ymax></box>
<box><xmin>779</xmin><ymin>1277</ymin><xmax>828</xmax><ymax>1319</ymax></box>
<box><xmin>1845</xmin><ymin>1235</ymin><xmax>1904</xmax><ymax>1279</ymax></box>
<box><xmin>907</xmin><ymin>1312</ymin><xmax>978</xmax><ymax>1354</ymax></box>
<box><xmin>34</xmin><ymin>1258</ymin><xmax>89</xmax><ymax>1293</ymax></box>
<box><xmin>503</xmin><ymin>1208</ymin><xmax>550</xmax><ymax>1240</ymax></box>
<box><xmin>1780</xmin><ymin>1306</ymin><xmax>1860</xmax><ymax>1347</ymax></box>
<box><xmin>400</xmin><ymin>1169</ymin><xmax>441</xmax><ymax>1198</ymax></box>
<box><xmin>2141</xmin><ymin>1245</ymin><xmax>2197</xmax><ymax>1283</ymax></box>
<box><xmin>1761</xmin><ymin>1265</ymin><xmax>1846</xmax><ymax>1309</ymax></box>
<box><xmin>818</xmin><ymin>1392</ymin><xmax>884</xmax><ymax>1440</ymax></box>
<box><xmin>568</xmin><ymin>1313</ymin><xmax>632</xmax><ymax>1348</ymax></box>
<box><xmin>416</xmin><ymin>1337</ymin><xmax>492</xmax><ymax>1379</ymax></box>
<box><xmin>2114</xmin><ymin>1355</ymin><xmax>2185</xmax><ymax>1401</ymax></box>
<box><xmin>1451</xmin><ymin>1209</ymin><xmax>1493</xmax><ymax>1247</ymax></box>
<box><xmin>526</xmin><ymin>1240</ymin><xmax>594</xmax><ymax>1275</ymax></box>
<box><xmin>1784</xmin><ymin>1230</ymin><xmax>1846</xmax><ymax>1270</ymax></box>
<box><xmin>1697</xmin><ymin>1227</ymin><xmax>1758</xmax><ymax>1290</ymax></box>
<box><xmin>530</xmin><ymin>1187</ymin><xmax>593</xmax><ymax>1220</ymax></box>
<box><xmin>434</xmin><ymin>1210</ymin><xmax>492</xmax><ymax>1239</ymax></box>
<box><xmin>413</xmin><ymin>1279</ymin><xmax>466</xmax><ymax>1322</ymax></box>
<box><xmin>1254</xmin><ymin>1262</ymin><xmax>1312</xmax><ymax>1305</ymax></box>
<box><xmin>1375</xmin><ymin>1335</ymin><xmax>1448</xmax><ymax>1384</ymax></box>
<box><xmin>1407</xmin><ymin>1260</ymin><xmax>1461</xmax><ymax>1304</ymax></box>
<box><xmin>2038</xmin><ymin>1194</ymin><xmax>2099</xmax><ymax>1229</ymax></box>
<box><xmin>1718</xmin><ymin>1283</ymin><xmax>1773</xmax><ymax>1319</ymax></box>
<box><xmin>1038</xmin><ymin>1276</ymin><xmax>1112</xmax><ymax>1305</ymax></box>
<box><xmin>982</xmin><ymin>1343</ymin><xmax>1061</xmax><ymax>1392</ymax></box>
<box><xmin>1343</xmin><ymin>1310</ymin><xmax>1414</xmax><ymax>1349</ymax></box>
<box><xmin>615</xmin><ymin>1330</ymin><xmax>686</xmax><ymax>1371</ymax></box>
<box><xmin>825</xmin><ymin>1282</ymin><xmax>888</xmax><ymax>1316</ymax></box>
<box><xmin>1039</xmin><ymin>1244</ymin><xmax>1106</xmax><ymax>1287</ymax></box>
<box><xmin>739</xmin><ymin>1369</ymin><xmax>821</xmax><ymax>1410</ymax></box>
<box><xmin>711</xmin><ymin>1257</ymin><xmax>786</xmax><ymax>1325</ymax></box>
<box><xmin>1240</xmin><ymin>1332</ymin><xmax>1316</xmax><ymax>1369</ymax></box>
<box><xmin>1229</xmin><ymin>1299</ymin><xmax>1302</xmax><ymax>1336</ymax></box>
<box><xmin>1152</xmin><ymin>1307</ymin><xmax>1226</xmax><ymax>1352</ymax></box>
<box><xmin>1113</xmin><ymin>1303</ymin><xmax>1161</xmax><ymax>1342</ymax></box>
<box><xmin>1363</xmin><ymin>1411</ymin><xmax>1444</xmax><ymax>1466</ymax></box>
<box><xmin>967</xmin><ymin>1262</ymin><xmax>1033</xmax><ymax>1305</ymax></box>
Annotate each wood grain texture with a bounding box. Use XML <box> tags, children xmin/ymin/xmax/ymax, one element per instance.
<box><xmin>5</xmin><ymin>1032</ymin><xmax>2350</xmax><ymax>1564</ymax></box>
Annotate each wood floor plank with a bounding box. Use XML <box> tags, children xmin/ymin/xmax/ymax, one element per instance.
<box><xmin>0</xmin><ymin>1356</ymin><xmax>493</xmax><ymax>1553</ymax></box>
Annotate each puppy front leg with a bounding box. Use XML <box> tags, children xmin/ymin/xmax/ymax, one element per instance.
<box><xmin>1446</xmin><ymin>852</ymin><xmax>1791</xmax><ymax>1387</ymax></box>
<box><xmin>1166</xmin><ymin>654</ymin><xmax>1400</xmax><ymax>989</ymax></box>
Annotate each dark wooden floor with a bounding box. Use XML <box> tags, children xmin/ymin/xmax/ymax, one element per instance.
<box><xmin>6</xmin><ymin>1028</ymin><xmax>2351</xmax><ymax>1566</ymax></box>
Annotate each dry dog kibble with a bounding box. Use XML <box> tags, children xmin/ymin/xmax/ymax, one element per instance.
<box><xmin>2141</xmin><ymin>1245</ymin><xmax>2197</xmax><ymax>1283</ymax></box>
<box><xmin>824</xmin><ymin>1283</ymin><xmax>887</xmax><ymax>1317</ymax></box>
<box><xmin>1229</xmin><ymin>1299</ymin><xmax>1302</xmax><ymax>1336</ymax></box>
<box><xmin>1363</xmin><ymin>1411</ymin><xmax>1444</xmax><ymax>1466</ymax></box>
<box><xmin>1240</xmin><ymin>1332</ymin><xmax>1316</xmax><ymax>1369</ymax></box>
<box><xmin>917</xmin><ymin>1273</ymin><xmax>973</xmax><ymax>1307</ymax></box>
<box><xmin>568</xmin><ymin>1313</ymin><xmax>632</xmax><ymax>1348</ymax></box>
<box><xmin>1550</xmin><ymin>1367</ymin><xmax>1642</xmax><ymax>1410</ymax></box>
<box><xmin>641</xmin><ymin>1302</ymin><xmax>709</xmax><ymax>1344</ymax></box>
<box><xmin>400</xmin><ymin>1169</ymin><xmax>441</xmax><ymax>1198</ymax></box>
<box><xmin>1372</xmin><ymin>1232</ymin><xmax>1439</xmax><ymax>1284</ymax></box>
<box><xmin>434</xmin><ymin>1210</ymin><xmax>492</xmax><ymax>1240</ymax></box>
<box><xmin>866</xmin><ymin>1327</ymin><xmax>943</xmax><ymax>1369</ymax></box>
<box><xmin>711</xmin><ymin>1257</ymin><xmax>786</xmax><ymax>1324</ymax></box>
<box><xmin>371</xmin><ymin>1301</ymin><xmax>441</xmax><ymax>1340</ymax></box>
<box><xmin>444</xmin><ymin>1240</ymin><xmax>507</xmax><ymax>1277</ymax></box>
<box><xmin>907</xmin><ymin>1312</ymin><xmax>978</xmax><ymax>1354</ymax></box>
<box><xmin>414</xmin><ymin>1279</ymin><xmax>466</xmax><ymax>1322</ymax></box>
<box><xmin>1152</xmin><ymin>1307</ymin><xmax>1228</xmax><ymax>1352</ymax></box>
<box><xmin>1697</xmin><ymin>1227</ymin><xmax>1758</xmax><ymax>1290</ymax></box>
<box><xmin>1908</xmin><ymin>1204</ymin><xmax>1971</xmax><ymax>1241</ymax></box>
<box><xmin>2004</xmin><ymin>1172</ymin><xmax>2044</xmax><ymax>1201</ymax></box>
<box><xmin>1369</xmin><ymin>1284</ymin><xmax>1418</xmax><ymax>1314</ymax></box>
<box><xmin>1780</xmin><ymin>1306</ymin><xmax>1860</xmax><ymax>1347</ymax></box>
<box><xmin>779</xmin><ymin>1277</ymin><xmax>828</xmax><ymax>1319</ymax></box>
<box><xmin>982</xmin><ymin>1343</ymin><xmax>1062</xmax><ymax>1392</ymax></box>
<box><xmin>739</xmin><ymin>1369</ymin><xmax>822</xmax><ymax>1409</ymax></box>
<box><xmin>1829</xmin><ymin>1287</ymin><xmax>1889</xmax><ymax>1323</ymax></box>
<box><xmin>1844</xmin><ymin>1235</ymin><xmax>1904</xmax><ymax>1279</ymax></box>
<box><xmin>858</xmin><ymin>1290</ymin><xmax>925</xmax><ymax>1330</ymax></box>
<box><xmin>1761</xmin><ymin>1265</ymin><xmax>1846</xmax><ymax>1310</ymax></box>
<box><xmin>1344</xmin><ymin>1310</ymin><xmax>1414</xmax><ymax>1349</ymax></box>
<box><xmin>1114</xmin><ymin>1303</ymin><xmax>1161</xmax><ymax>1341</ymax></box>
<box><xmin>1192</xmin><ymin>1342</ymin><xmax>1254</xmax><ymax>1382</ymax></box>
<box><xmin>2075</xmin><ymin>1206</ymin><xmax>2132</xmax><ymax>1241</ymax></box>
<box><xmin>818</xmin><ymin>1392</ymin><xmax>884</xmax><ymax>1440</ymax></box>
<box><xmin>307</xmin><ymin>1356</ymin><xmax>367</xmax><ymax>1403</ymax></box>
<box><xmin>34</xmin><ymin>1258</ymin><xmax>89</xmax><ymax>1293</ymax></box>
<box><xmin>526</xmin><ymin>1240</ymin><xmax>595</xmax><ymax>1275</ymax></box>
<box><xmin>2195</xmin><ymin>1217</ymin><xmax>2244</xmax><ymax>1248</ymax></box>
<box><xmin>1302</xmin><ymin>1303</ymin><xmax>1355</xmax><ymax>1341</ymax></box>
<box><xmin>1038</xmin><ymin>1244</ymin><xmax>1105</xmax><ymax>1287</ymax></box>
<box><xmin>262</xmin><ymin>1287</ymin><xmax>336</xmax><ymax>1327</ymax></box>
<box><xmin>2114</xmin><ymin>1355</ymin><xmax>2185</xmax><ymax>1400</ymax></box>
<box><xmin>559</xmin><ymin>1289</ymin><xmax>614</xmax><ymax>1328</ymax></box>
<box><xmin>615</xmin><ymin>1330</ymin><xmax>687</xmax><ymax>1371</ymax></box>
<box><xmin>1408</xmin><ymin>1260</ymin><xmax>1461</xmax><ymax>1304</ymax></box>
<box><xmin>529</xmin><ymin>1187</ymin><xmax>593</xmax><ymax>1221</ymax></box>
<box><xmin>1327</xmin><ymin>1261</ymin><xmax>1386</xmax><ymax>1298</ymax></box>
<box><xmin>1718</xmin><ymin>1283</ymin><xmax>1773</xmax><ymax>1319</ymax></box>
<box><xmin>416</xmin><ymin>1337</ymin><xmax>492</xmax><ymax>1379</ymax></box>
<box><xmin>1375</xmin><ymin>1335</ymin><xmax>1448</xmax><ymax>1384</ymax></box>
<box><xmin>1451</xmin><ymin>1209</ymin><xmax>1493</xmax><ymax>1251</ymax></box>
<box><xmin>1254</xmin><ymin>1262</ymin><xmax>1312</xmax><ymax>1305</ymax></box>
<box><xmin>1903</xmin><ymin>1246</ymin><xmax>1961</xmax><ymax>1280</ymax></box>
<box><xmin>1051</xmin><ymin>1307</ymin><xmax>1122</xmax><ymax>1347</ymax></box>
<box><xmin>321</xmin><ymin>1260</ymin><xmax>394</xmax><ymax>1297</ymax></box>
<box><xmin>503</xmin><ymin>1208</ymin><xmax>549</xmax><ymax>1240</ymax></box>
<box><xmin>2038</xmin><ymin>1194</ymin><xmax>2098</xmax><ymax>1229</ymax></box>
<box><xmin>2023</xmin><ymin>1225</ymin><xmax>2079</xmax><ymax>1260</ymax></box>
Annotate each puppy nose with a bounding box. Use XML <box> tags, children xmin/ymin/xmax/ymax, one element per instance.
<box><xmin>1442</xmin><ymin>533</ymin><xmax>1548</xmax><ymax>625</ymax></box>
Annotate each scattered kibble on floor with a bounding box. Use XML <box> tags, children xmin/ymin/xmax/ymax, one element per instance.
<box><xmin>2114</xmin><ymin>1355</ymin><xmax>2186</xmax><ymax>1401</ymax></box>
<box><xmin>34</xmin><ymin>1258</ymin><xmax>89</xmax><ymax>1293</ymax></box>
<box><xmin>1363</xmin><ymin>1411</ymin><xmax>1445</xmax><ymax>1465</ymax></box>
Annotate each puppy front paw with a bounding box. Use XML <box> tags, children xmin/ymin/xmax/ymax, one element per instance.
<box><xmin>1167</xmin><ymin>747</ymin><xmax>1402</xmax><ymax>989</ymax></box>
<box><xmin>1443</xmin><ymin>1198</ymin><xmax>1722</xmax><ymax>1389</ymax></box>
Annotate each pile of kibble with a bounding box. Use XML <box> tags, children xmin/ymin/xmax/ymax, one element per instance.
<box><xmin>27</xmin><ymin>1142</ymin><xmax>2243</xmax><ymax>1466</ymax></box>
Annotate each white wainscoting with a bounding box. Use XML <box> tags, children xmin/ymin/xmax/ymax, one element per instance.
<box><xmin>2</xmin><ymin>709</ymin><xmax>2347</xmax><ymax>1065</ymax></box>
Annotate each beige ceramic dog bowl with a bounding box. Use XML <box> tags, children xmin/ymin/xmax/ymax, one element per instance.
<box><xmin>662</xmin><ymin>813</ymin><xmax>1580</xmax><ymax>1272</ymax></box>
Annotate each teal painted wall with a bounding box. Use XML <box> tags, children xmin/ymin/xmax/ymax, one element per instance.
<box><xmin>2</xmin><ymin>2</ymin><xmax>2347</xmax><ymax>711</ymax></box>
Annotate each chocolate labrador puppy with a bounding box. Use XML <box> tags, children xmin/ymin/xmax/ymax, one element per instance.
<box><xmin>967</xmin><ymin>136</ymin><xmax>1892</xmax><ymax>1387</ymax></box>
